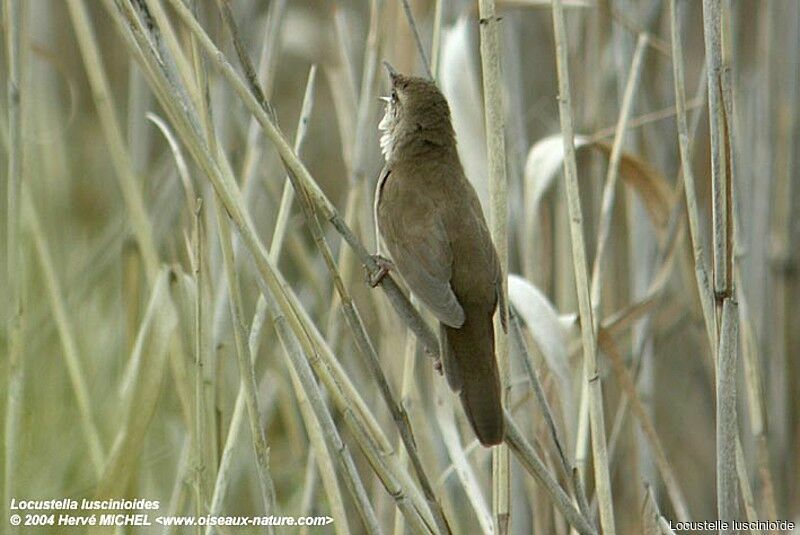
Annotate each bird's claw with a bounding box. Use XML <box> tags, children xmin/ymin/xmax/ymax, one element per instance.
<box><xmin>433</xmin><ymin>358</ymin><xmax>443</xmax><ymax>376</ymax></box>
<box><xmin>367</xmin><ymin>254</ymin><xmax>394</xmax><ymax>288</ymax></box>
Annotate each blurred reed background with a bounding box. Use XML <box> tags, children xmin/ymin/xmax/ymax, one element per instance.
<box><xmin>1</xmin><ymin>0</ymin><xmax>799</xmax><ymax>533</ymax></box>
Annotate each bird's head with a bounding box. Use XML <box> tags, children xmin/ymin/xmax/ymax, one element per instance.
<box><xmin>378</xmin><ymin>62</ymin><xmax>454</xmax><ymax>162</ymax></box>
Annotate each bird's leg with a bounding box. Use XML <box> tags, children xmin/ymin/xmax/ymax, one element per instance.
<box><xmin>366</xmin><ymin>254</ymin><xmax>395</xmax><ymax>287</ymax></box>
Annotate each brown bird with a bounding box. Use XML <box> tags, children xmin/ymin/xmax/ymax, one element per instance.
<box><xmin>373</xmin><ymin>64</ymin><xmax>505</xmax><ymax>446</ymax></box>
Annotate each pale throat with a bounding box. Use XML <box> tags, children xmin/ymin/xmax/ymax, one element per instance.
<box><xmin>378</xmin><ymin>102</ymin><xmax>396</xmax><ymax>162</ymax></box>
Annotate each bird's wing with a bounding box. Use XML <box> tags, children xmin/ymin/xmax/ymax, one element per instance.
<box><xmin>389</xmin><ymin>212</ymin><xmax>465</xmax><ymax>328</ymax></box>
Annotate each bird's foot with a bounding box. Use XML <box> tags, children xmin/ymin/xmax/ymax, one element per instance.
<box><xmin>366</xmin><ymin>254</ymin><xmax>394</xmax><ymax>288</ymax></box>
<box><xmin>433</xmin><ymin>358</ymin><xmax>443</xmax><ymax>376</ymax></box>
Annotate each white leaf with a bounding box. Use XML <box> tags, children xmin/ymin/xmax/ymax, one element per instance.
<box><xmin>524</xmin><ymin>133</ymin><xmax>591</xmax><ymax>212</ymax></box>
<box><xmin>440</xmin><ymin>16</ymin><xmax>489</xmax><ymax>212</ymax></box>
<box><xmin>498</xmin><ymin>0</ymin><xmax>593</xmax><ymax>7</ymax></box>
<box><xmin>508</xmin><ymin>273</ymin><xmax>573</xmax><ymax>388</ymax></box>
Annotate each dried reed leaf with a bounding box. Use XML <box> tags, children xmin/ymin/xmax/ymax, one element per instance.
<box><xmin>591</xmin><ymin>140</ymin><xmax>674</xmax><ymax>228</ymax></box>
<box><xmin>97</xmin><ymin>268</ymin><xmax>177</xmax><ymax>498</ymax></box>
<box><xmin>524</xmin><ymin>134</ymin><xmax>673</xmax><ymax>229</ymax></box>
<box><xmin>508</xmin><ymin>273</ymin><xmax>575</xmax><ymax>388</ymax></box>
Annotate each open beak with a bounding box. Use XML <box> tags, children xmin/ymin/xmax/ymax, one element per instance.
<box><xmin>382</xmin><ymin>61</ymin><xmax>398</xmax><ymax>80</ymax></box>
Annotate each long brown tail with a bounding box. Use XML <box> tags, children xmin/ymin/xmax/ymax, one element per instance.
<box><xmin>441</xmin><ymin>308</ymin><xmax>504</xmax><ymax>446</ymax></box>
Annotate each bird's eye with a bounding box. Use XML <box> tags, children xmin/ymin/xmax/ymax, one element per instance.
<box><xmin>391</xmin><ymin>89</ymin><xmax>398</xmax><ymax>101</ymax></box>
